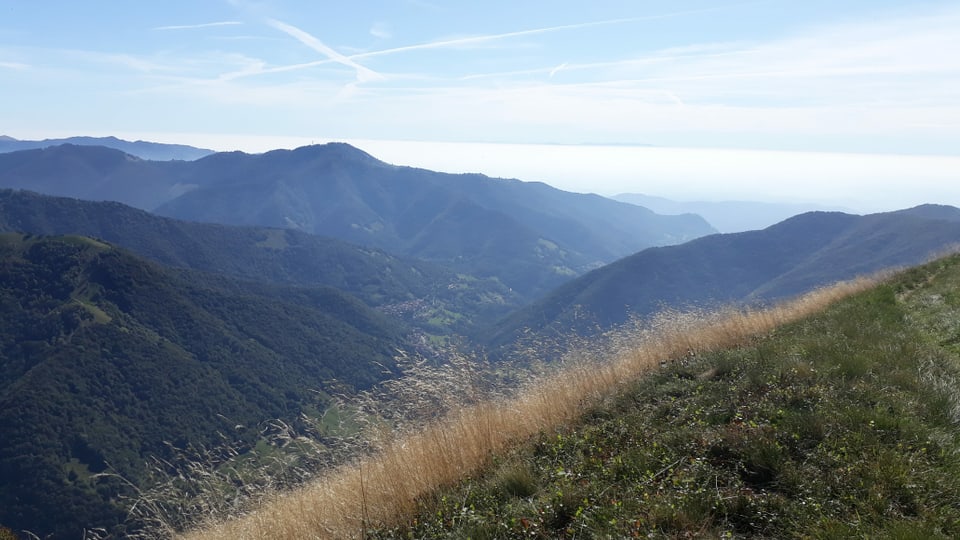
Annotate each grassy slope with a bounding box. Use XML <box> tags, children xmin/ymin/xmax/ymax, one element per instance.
<box><xmin>372</xmin><ymin>255</ymin><xmax>960</xmax><ymax>538</ymax></box>
<box><xmin>183</xmin><ymin>271</ymin><xmax>888</xmax><ymax>538</ymax></box>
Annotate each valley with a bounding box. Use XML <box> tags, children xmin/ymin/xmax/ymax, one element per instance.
<box><xmin>0</xmin><ymin>140</ymin><xmax>959</xmax><ymax>538</ymax></box>
<box><xmin>5</xmin><ymin>2</ymin><xmax>960</xmax><ymax>537</ymax></box>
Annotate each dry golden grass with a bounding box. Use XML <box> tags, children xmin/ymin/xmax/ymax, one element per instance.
<box><xmin>180</xmin><ymin>276</ymin><xmax>880</xmax><ymax>540</ymax></box>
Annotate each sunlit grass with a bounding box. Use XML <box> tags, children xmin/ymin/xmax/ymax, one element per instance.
<box><xmin>368</xmin><ymin>256</ymin><xmax>960</xmax><ymax>538</ymax></box>
<box><xmin>174</xmin><ymin>274</ymin><xmax>883</xmax><ymax>539</ymax></box>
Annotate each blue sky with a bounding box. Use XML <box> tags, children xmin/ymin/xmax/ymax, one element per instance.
<box><xmin>2</xmin><ymin>0</ymin><xmax>960</xmax><ymax>211</ymax></box>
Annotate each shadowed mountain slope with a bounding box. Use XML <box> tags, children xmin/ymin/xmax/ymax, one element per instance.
<box><xmin>0</xmin><ymin>234</ymin><xmax>407</xmax><ymax>539</ymax></box>
<box><xmin>487</xmin><ymin>206</ymin><xmax>960</xmax><ymax>346</ymax></box>
<box><xmin>0</xmin><ymin>144</ymin><xmax>195</xmax><ymax>209</ymax></box>
<box><xmin>0</xmin><ymin>190</ymin><xmax>519</xmax><ymax>332</ymax></box>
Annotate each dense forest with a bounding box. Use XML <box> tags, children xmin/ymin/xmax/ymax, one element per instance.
<box><xmin>0</xmin><ymin>234</ymin><xmax>406</xmax><ymax>537</ymax></box>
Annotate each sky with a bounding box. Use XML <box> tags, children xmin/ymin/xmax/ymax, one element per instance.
<box><xmin>2</xmin><ymin>0</ymin><xmax>959</xmax><ymax>212</ymax></box>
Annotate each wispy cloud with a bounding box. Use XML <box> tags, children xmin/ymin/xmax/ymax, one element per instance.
<box><xmin>548</xmin><ymin>63</ymin><xmax>568</xmax><ymax>78</ymax></box>
<box><xmin>370</xmin><ymin>22</ymin><xmax>392</xmax><ymax>40</ymax></box>
<box><xmin>458</xmin><ymin>47</ymin><xmax>755</xmax><ymax>81</ymax></box>
<box><xmin>226</xmin><ymin>5</ymin><xmax>749</xmax><ymax>82</ymax></box>
<box><xmin>266</xmin><ymin>18</ymin><xmax>383</xmax><ymax>83</ymax></box>
<box><xmin>45</xmin><ymin>49</ymin><xmax>176</xmax><ymax>74</ymax></box>
<box><xmin>178</xmin><ymin>6</ymin><xmax>960</xmax><ymax>102</ymax></box>
<box><xmin>348</xmin><ymin>7</ymin><xmax>736</xmax><ymax>61</ymax></box>
<box><xmin>154</xmin><ymin>21</ymin><xmax>243</xmax><ymax>31</ymax></box>
<box><xmin>458</xmin><ymin>5</ymin><xmax>960</xmax><ymax>113</ymax></box>
<box><xmin>23</xmin><ymin>2</ymin><xmax>953</xmax><ymax>158</ymax></box>
<box><xmin>615</xmin><ymin>8</ymin><xmax>960</xmax><ymax>108</ymax></box>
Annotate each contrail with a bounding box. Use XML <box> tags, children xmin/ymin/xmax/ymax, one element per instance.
<box><xmin>231</xmin><ymin>4</ymin><xmax>758</xmax><ymax>81</ymax></box>
<box><xmin>154</xmin><ymin>21</ymin><xmax>242</xmax><ymax>31</ymax></box>
<box><xmin>267</xmin><ymin>18</ymin><xmax>383</xmax><ymax>82</ymax></box>
<box><xmin>347</xmin><ymin>5</ymin><xmax>755</xmax><ymax>61</ymax></box>
<box><xmin>549</xmin><ymin>63</ymin><xmax>568</xmax><ymax>78</ymax></box>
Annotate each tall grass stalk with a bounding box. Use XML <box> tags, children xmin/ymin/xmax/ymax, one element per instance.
<box><xmin>180</xmin><ymin>276</ymin><xmax>880</xmax><ymax>540</ymax></box>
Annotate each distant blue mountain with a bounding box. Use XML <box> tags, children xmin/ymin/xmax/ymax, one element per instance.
<box><xmin>613</xmin><ymin>193</ymin><xmax>853</xmax><ymax>233</ymax></box>
<box><xmin>0</xmin><ymin>135</ymin><xmax>214</xmax><ymax>161</ymax></box>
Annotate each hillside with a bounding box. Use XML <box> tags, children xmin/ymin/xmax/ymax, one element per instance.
<box><xmin>0</xmin><ymin>135</ymin><xmax>214</xmax><ymax>161</ymax></box>
<box><xmin>0</xmin><ymin>190</ymin><xmax>519</xmax><ymax>333</ymax></box>
<box><xmin>178</xmin><ymin>253</ymin><xmax>960</xmax><ymax>539</ymax></box>
<box><xmin>0</xmin><ymin>144</ymin><xmax>194</xmax><ymax>210</ymax></box>
<box><xmin>0</xmin><ymin>143</ymin><xmax>716</xmax><ymax>298</ymax></box>
<box><xmin>0</xmin><ymin>234</ymin><xmax>408</xmax><ymax>539</ymax></box>
<box><xmin>488</xmin><ymin>206</ymin><xmax>960</xmax><ymax>346</ymax></box>
<box><xmin>366</xmin><ymin>253</ymin><xmax>960</xmax><ymax>538</ymax></box>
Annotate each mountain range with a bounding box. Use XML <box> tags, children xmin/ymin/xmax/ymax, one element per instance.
<box><xmin>0</xmin><ymin>135</ymin><xmax>214</xmax><ymax>161</ymax></box>
<box><xmin>0</xmin><ymin>143</ymin><xmax>716</xmax><ymax>298</ymax></box>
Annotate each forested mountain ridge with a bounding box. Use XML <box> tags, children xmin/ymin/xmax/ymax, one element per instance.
<box><xmin>0</xmin><ymin>234</ymin><xmax>407</xmax><ymax>539</ymax></box>
<box><xmin>0</xmin><ymin>189</ymin><xmax>520</xmax><ymax>333</ymax></box>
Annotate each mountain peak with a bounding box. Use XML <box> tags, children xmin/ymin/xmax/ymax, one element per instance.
<box><xmin>892</xmin><ymin>203</ymin><xmax>960</xmax><ymax>222</ymax></box>
<box><xmin>291</xmin><ymin>142</ymin><xmax>385</xmax><ymax>164</ymax></box>
<box><xmin>48</xmin><ymin>142</ymin><xmax>140</xmax><ymax>161</ymax></box>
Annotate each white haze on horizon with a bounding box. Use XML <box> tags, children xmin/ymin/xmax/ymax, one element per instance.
<box><xmin>17</xmin><ymin>130</ymin><xmax>960</xmax><ymax>215</ymax></box>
